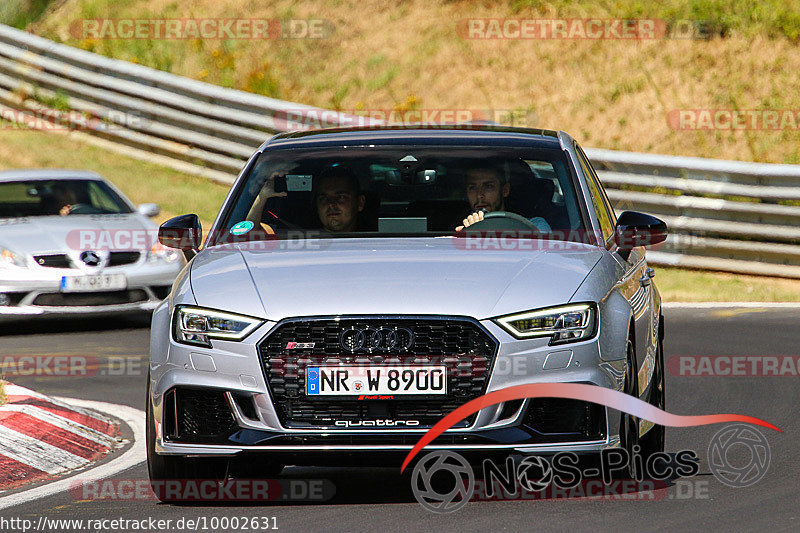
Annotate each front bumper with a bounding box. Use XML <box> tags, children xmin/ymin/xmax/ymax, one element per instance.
<box><xmin>0</xmin><ymin>261</ymin><xmax>182</xmax><ymax>320</ymax></box>
<box><xmin>150</xmin><ymin>314</ymin><xmax>626</xmax><ymax>459</ymax></box>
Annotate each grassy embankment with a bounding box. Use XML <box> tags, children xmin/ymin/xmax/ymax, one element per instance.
<box><xmin>13</xmin><ymin>0</ymin><xmax>800</xmax><ymax>163</ymax></box>
<box><xmin>3</xmin><ymin>1</ymin><xmax>800</xmax><ymax>300</ymax></box>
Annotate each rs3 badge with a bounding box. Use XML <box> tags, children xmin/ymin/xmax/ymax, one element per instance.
<box><xmin>286</xmin><ymin>342</ymin><xmax>316</xmax><ymax>349</ymax></box>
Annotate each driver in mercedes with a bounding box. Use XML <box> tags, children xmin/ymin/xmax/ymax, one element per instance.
<box><xmin>455</xmin><ymin>165</ymin><xmax>551</xmax><ymax>231</ymax></box>
<box><xmin>52</xmin><ymin>183</ymin><xmax>79</xmax><ymax>216</ymax></box>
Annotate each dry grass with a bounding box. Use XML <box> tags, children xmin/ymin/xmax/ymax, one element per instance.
<box><xmin>17</xmin><ymin>0</ymin><xmax>800</xmax><ymax>163</ymax></box>
<box><xmin>655</xmin><ymin>266</ymin><xmax>800</xmax><ymax>302</ymax></box>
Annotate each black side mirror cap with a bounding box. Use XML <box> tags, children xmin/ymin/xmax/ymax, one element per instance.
<box><xmin>614</xmin><ymin>211</ymin><xmax>668</xmax><ymax>257</ymax></box>
<box><xmin>158</xmin><ymin>214</ymin><xmax>202</xmax><ymax>257</ymax></box>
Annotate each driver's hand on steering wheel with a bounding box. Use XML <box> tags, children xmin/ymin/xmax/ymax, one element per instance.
<box><xmin>59</xmin><ymin>204</ymin><xmax>73</xmax><ymax>216</ymax></box>
<box><xmin>455</xmin><ymin>210</ymin><xmax>485</xmax><ymax>231</ymax></box>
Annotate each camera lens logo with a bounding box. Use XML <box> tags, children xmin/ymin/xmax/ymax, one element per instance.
<box><xmin>411</xmin><ymin>451</ymin><xmax>474</xmax><ymax>513</ymax></box>
<box><xmin>516</xmin><ymin>456</ymin><xmax>553</xmax><ymax>492</ymax></box>
<box><xmin>708</xmin><ymin>424</ymin><xmax>771</xmax><ymax>488</ymax></box>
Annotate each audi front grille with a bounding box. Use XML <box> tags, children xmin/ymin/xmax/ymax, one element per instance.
<box><xmin>257</xmin><ymin>317</ymin><xmax>498</xmax><ymax>429</ymax></box>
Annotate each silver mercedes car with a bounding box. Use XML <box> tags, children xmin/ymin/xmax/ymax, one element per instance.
<box><xmin>0</xmin><ymin>169</ymin><xmax>184</xmax><ymax>321</ymax></box>
<box><xmin>147</xmin><ymin>126</ymin><xmax>667</xmax><ymax>492</ymax></box>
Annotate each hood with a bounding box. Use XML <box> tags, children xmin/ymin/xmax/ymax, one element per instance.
<box><xmin>190</xmin><ymin>237</ymin><xmax>603</xmax><ymax>321</ymax></box>
<box><xmin>0</xmin><ymin>214</ymin><xmax>155</xmax><ymax>256</ymax></box>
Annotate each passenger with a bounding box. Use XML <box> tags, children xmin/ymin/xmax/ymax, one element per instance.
<box><xmin>313</xmin><ymin>166</ymin><xmax>365</xmax><ymax>233</ymax></box>
<box><xmin>455</xmin><ymin>165</ymin><xmax>551</xmax><ymax>232</ymax></box>
<box><xmin>247</xmin><ymin>166</ymin><xmax>365</xmax><ymax>234</ymax></box>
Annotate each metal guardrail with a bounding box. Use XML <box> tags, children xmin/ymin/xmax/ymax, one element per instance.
<box><xmin>0</xmin><ymin>24</ymin><xmax>798</xmax><ymax>278</ymax></box>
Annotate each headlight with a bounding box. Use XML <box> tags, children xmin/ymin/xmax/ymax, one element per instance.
<box><xmin>0</xmin><ymin>247</ymin><xmax>27</xmax><ymax>268</ymax></box>
<box><xmin>172</xmin><ymin>306</ymin><xmax>263</xmax><ymax>347</ymax></box>
<box><xmin>147</xmin><ymin>241</ymin><xmax>181</xmax><ymax>263</ymax></box>
<box><xmin>494</xmin><ymin>303</ymin><xmax>597</xmax><ymax>345</ymax></box>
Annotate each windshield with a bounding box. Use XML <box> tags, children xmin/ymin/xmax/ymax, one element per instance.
<box><xmin>217</xmin><ymin>146</ymin><xmax>586</xmax><ymax>243</ymax></box>
<box><xmin>0</xmin><ymin>179</ymin><xmax>133</xmax><ymax>217</ymax></box>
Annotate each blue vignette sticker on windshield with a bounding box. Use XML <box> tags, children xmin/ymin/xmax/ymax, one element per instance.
<box><xmin>230</xmin><ymin>220</ymin><xmax>255</xmax><ymax>235</ymax></box>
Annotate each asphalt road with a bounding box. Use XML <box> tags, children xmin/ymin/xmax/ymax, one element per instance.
<box><xmin>0</xmin><ymin>307</ymin><xmax>798</xmax><ymax>532</ymax></box>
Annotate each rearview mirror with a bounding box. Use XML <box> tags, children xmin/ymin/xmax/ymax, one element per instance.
<box><xmin>614</xmin><ymin>211</ymin><xmax>667</xmax><ymax>260</ymax></box>
<box><xmin>137</xmin><ymin>203</ymin><xmax>160</xmax><ymax>217</ymax></box>
<box><xmin>158</xmin><ymin>214</ymin><xmax>202</xmax><ymax>260</ymax></box>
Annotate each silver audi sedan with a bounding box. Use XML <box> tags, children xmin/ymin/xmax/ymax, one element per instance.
<box><xmin>147</xmin><ymin>126</ymin><xmax>667</xmax><ymax>492</ymax></box>
<box><xmin>0</xmin><ymin>169</ymin><xmax>184</xmax><ymax>320</ymax></box>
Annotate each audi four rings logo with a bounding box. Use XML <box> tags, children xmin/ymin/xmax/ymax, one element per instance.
<box><xmin>339</xmin><ymin>327</ymin><xmax>415</xmax><ymax>352</ymax></box>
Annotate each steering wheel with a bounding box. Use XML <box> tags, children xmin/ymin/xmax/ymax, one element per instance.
<box><xmin>462</xmin><ymin>211</ymin><xmax>542</xmax><ymax>232</ymax></box>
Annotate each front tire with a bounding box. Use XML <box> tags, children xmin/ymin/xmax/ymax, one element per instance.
<box><xmin>639</xmin><ymin>325</ymin><xmax>666</xmax><ymax>458</ymax></box>
<box><xmin>618</xmin><ymin>339</ymin><xmax>641</xmax><ymax>479</ymax></box>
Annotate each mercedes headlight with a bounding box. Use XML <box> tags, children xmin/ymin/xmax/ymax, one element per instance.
<box><xmin>147</xmin><ymin>241</ymin><xmax>181</xmax><ymax>263</ymax></box>
<box><xmin>173</xmin><ymin>306</ymin><xmax>263</xmax><ymax>347</ymax></box>
<box><xmin>494</xmin><ymin>303</ymin><xmax>597</xmax><ymax>345</ymax></box>
<box><xmin>0</xmin><ymin>247</ymin><xmax>27</xmax><ymax>268</ymax></box>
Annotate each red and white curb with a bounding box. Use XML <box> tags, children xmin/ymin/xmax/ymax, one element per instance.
<box><xmin>0</xmin><ymin>383</ymin><xmax>121</xmax><ymax>491</ymax></box>
<box><xmin>0</xmin><ymin>396</ymin><xmax>144</xmax><ymax>511</ymax></box>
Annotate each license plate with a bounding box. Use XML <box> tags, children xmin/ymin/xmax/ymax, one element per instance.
<box><xmin>306</xmin><ymin>366</ymin><xmax>447</xmax><ymax>396</ymax></box>
<box><xmin>60</xmin><ymin>273</ymin><xmax>127</xmax><ymax>292</ymax></box>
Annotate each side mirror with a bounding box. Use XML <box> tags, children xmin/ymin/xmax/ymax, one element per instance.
<box><xmin>614</xmin><ymin>211</ymin><xmax>667</xmax><ymax>261</ymax></box>
<box><xmin>158</xmin><ymin>214</ymin><xmax>202</xmax><ymax>260</ymax></box>
<box><xmin>137</xmin><ymin>203</ymin><xmax>160</xmax><ymax>217</ymax></box>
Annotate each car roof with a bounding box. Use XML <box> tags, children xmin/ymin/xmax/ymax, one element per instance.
<box><xmin>261</xmin><ymin>125</ymin><xmax>568</xmax><ymax>150</ymax></box>
<box><xmin>0</xmin><ymin>169</ymin><xmax>106</xmax><ymax>182</ymax></box>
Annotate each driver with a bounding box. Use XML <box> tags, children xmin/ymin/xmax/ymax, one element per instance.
<box><xmin>455</xmin><ymin>165</ymin><xmax>551</xmax><ymax>232</ymax></box>
<box><xmin>51</xmin><ymin>183</ymin><xmax>78</xmax><ymax>216</ymax></box>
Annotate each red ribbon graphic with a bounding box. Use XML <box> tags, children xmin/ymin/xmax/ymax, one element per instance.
<box><xmin>401</xmin><ymin>382</ymin><xmax>781</xmax><ymax>472</ymax></box>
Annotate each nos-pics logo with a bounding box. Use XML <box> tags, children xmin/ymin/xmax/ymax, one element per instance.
<box><xmin>411</xmin><ymin>423</ymin><xmax>771</xmax><ymax>513</ymax></box>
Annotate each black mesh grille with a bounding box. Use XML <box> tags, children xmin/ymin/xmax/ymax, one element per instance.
<box><xmin>108</xmin><ymin>251</ymin><xmax>141</xmax><ymax>266</ymax></box>
<box><xmin>523</xmin><ymin>398</ymin><xmax>606</xmax><ymax>440</ymax></box>
<box><xmin>258</xmin><ymin>317</ymin><xmax>498</xmax><ymax>428</ymax></box>
<box><xmin>33</xmin><ymin>254</ymin><xmax>72</xmax><ymax>268</ymax></box>
<box><xmin>165</xmin><ymin>388</ymin><xmax>237</xmax><ymax>443</ymax></box>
